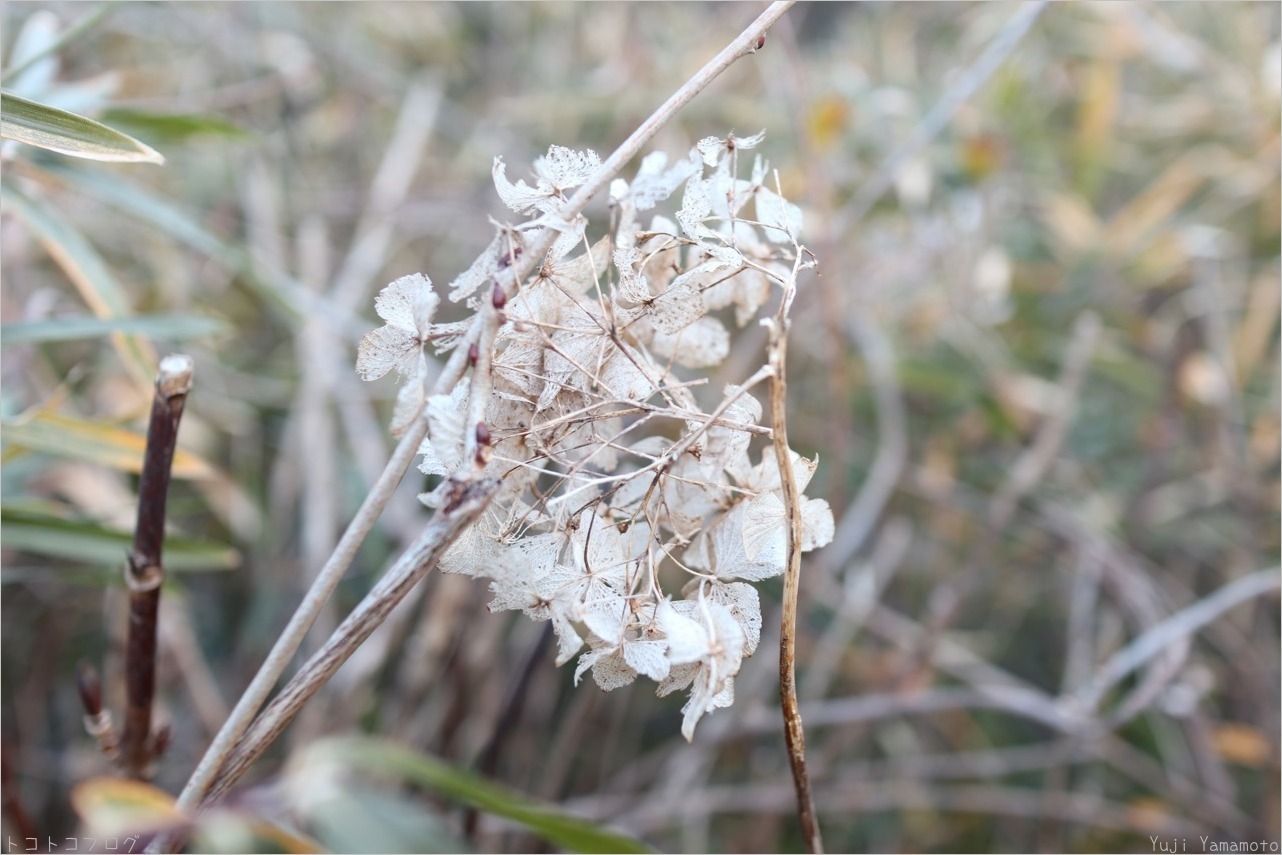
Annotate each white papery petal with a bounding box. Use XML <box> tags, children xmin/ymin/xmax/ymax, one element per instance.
<box><xmin>647</xmin><ymin>316</ymin><xmax>729</xmax><ymax>369</ymax></box>
<box><xmin>440</xmin><ymin>525</ymin><xmax>504</xmax><ymax>577</ymax></box>
<box><xmin>492</xmin><ymin>155</ymin><xmax>550</xmax><ymax>214</ymax></box>
<box><xmin>657</xmin><ymin>599</ymin><xmax>708</xmax><ymax>666</ymax></box>
<box><xmin>575</xmin><ymin>646</ymin><xmax>638</xmax><ymax>691</ymax></box>
<box><xmin>449</xmin><ymin>231</ymin><xmax>504</xmax><ymax>303</ymax></box>
<box><xmin>755</xmin><ymin>186</ymin><xmax>803</xmax><ymax>243</ymax></box>
<box><xmin>801</xmin><ymin>497</ymin><xmax>835</xmax><ymax>551</ymax></box>
<box><xmin>741</xmin><ymin>492</ymin><xmax>787</xmax><ymax>565</ymax></box>
<box><xmin>613</xmin><ymin>246</ymin><xmax>651</xmax><ymax>304</ymax></box>
<box><xmin>355</xmin><ymin>325</ymin><xmax>419</xmax><ymax>381</ymax></box>
<box><xmin>623</xmin><ymin>638</ymin><xmax>671</xmax><ymax>682</ymax></box>
<box><xmin>580</xmin><ymin>595</ymin><xmax>630</xmax><ymax>643</ymax></box>
<box><xmin>648</xmin><ymin>280</ymin><xmax>705</xmax><ymax>334</ymax></box>
<box><xmin>707</xmin><ymin>580</ymin><xmax>762</xmax><ymax>656</ymax></box>
<box><xmin>533</xmin><ymin>145</ymin><xmax>600</xmax><ymax>189</ymax></box>
<box><xmin>375</xmin><ymin>273</ymin><xmax>437</xmax><ymax>331</ymax></box>
<box><xmin>628</xmin><ymin>150</ymin><xmax>700</xmax><ymax>211</ymax></box>
<box><xmin>417</xmin><ymin>380</ymin><xmax>469</xmax><ymax>475</ymax></box>
<box><xmin>677</xmin><ymin>176</ymin><xmax>716</xmax><ymax>241</ymax></box>
<box><xmin>389</xmin><ymin>367</ymin><xmax>425</xmax><ymax>437</ymax></box>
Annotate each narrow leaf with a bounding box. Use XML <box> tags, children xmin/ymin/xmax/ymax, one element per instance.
<box><xmin>1</xmin><ymin>90</ymin><xmax>164</xmax><ymax>163</ymax></box>
<box><xmin>1</xmin><ymin>183</ymin><xmax>156</xmax><ymax>385</ymax></box>
<box><xmin>1</xmin><ymin>506</ymin><xmax>238</xmax><ymax>573</ymax></box>
<box><xmin>99</xmin><ymin>108</ymin><xmax>248</xmax><ymax>143</ymax></box>
<box><xmin>2</xmin><ymin>312</ymin><xmax>227</xmax><ymax>345</ymax></box>
<box><xmin>3</xmin><ymin>410</ymin><xmax>217</xmax><ymax>479</ymax></box>
<box><xmin>37</xmin><ymin>161</ymin><xmax>308</xmax><ymax>323</ymax></box>
<box><xmin>70</xmin><ymin>777</ymin><xmax>185</xmax><ymax>839</ymax></box>
<box><xmin>308</xmin><ymin>737</ymin><xmax>653</xmax><ymax>854</ymax></box>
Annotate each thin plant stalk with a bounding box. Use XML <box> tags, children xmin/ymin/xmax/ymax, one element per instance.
<box><xmin>119</xmin><ymin>354</ymin><xmax>193</xmax><ymax>779</ymax></box>
<box><xmin>768</xmin><ymin>254</ymin><xmax>823</xmax><ymax>851</ymax></box>
<box><xmin>171</xmin><ymin>0</ymin><xmax>796</xmax><ymax>821</ymax></box>
<box><xmin>168</xmin><ymin>388</ymin><xmax>436</xmax><ymax>813</ymax></box>
<box><xmin>201</xmin><ymin>474</ymin><xmax>500</xmax><ymax>804</ymax></box>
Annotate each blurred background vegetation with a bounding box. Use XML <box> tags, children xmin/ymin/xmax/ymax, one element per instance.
<box><xmin>2</xmin><ymin>2</ymin><xmax>1278</xmax><ymax>852</ymax></box>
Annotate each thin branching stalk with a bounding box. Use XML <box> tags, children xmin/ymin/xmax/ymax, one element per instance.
<box><xmin>169</xmin><ymin>0</ymin><xmax>797</xmax><ymax>835</ymax></box>
<box><xmin>768</xmin><ymin>256</ymin><xmax>823</xmax><ymax>852</ymax></box>
<box><xmin>1080</xmin><ymin>567</ymin><xmax>1281</xmax><ymax>725</ymax></box>
<box><xmin>519</xmin><ymin>1</ymin><xmax>795</xmax><ymax>273</ymax></box>
<box><xmin>201</xmin><ymin>474</ymin><xmax>500</xmax><ymax>804</ymax></box>
<box><xmin>119</xmin><ymin>354</ymin><xmax>192</xmax><ymax>779</ymax></box>
<box><xmin>170</xmin><ymin>390</ymin><xmax>433</xmax><ymax>812</ymax></box>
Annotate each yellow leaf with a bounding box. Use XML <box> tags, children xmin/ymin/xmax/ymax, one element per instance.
<box><xmin>1076</xmin><ymin>57</ymin><xmax>1121</xmax><ymax>154</ymax></box>
<box><xmin>194</xmin><ymin>812</ymin><xmax>328</xmax><ymax>854</ymax></box>
<box><xmin>70</xmin><ymin>777</ymin><xmax>185</xmax><ymax>839</ymax></box>
<box><xmin>1104</xmin><ymin>154</ymin><xmax>1205</xmax><ymax>259</ymax></box>
<box><xmin>807</xmin><ymin>95</ymin><xmax>849</xmax><ymax>152</ymax></box>
<box><xmin>1040</xmin><ymin>192</ymin><xmax>1102</xmax><ymax>256</ymax></box>
<box><xmin>1125</xmin><ymin>796</ymin><xmax>1176</xmax><ymax>834</ymax></box>
<box><xmin>3</xmin><ymin>410</ymin><xmax>217</xmax><ymax>479</ymax></box>
<box><xmin>958</xmin><ymin>134</ymin><xmax>1005</xmax><ymax>181</ymax></box>
<box><xmin>1234</xmin><ymin>272</ymin><xmax>1281</xmax><ymax>381</ymax></box>
<box><xmin>1212</xmin><ymin>722</ymin><xmax>1273</xmax><ymax>767</ymax></box>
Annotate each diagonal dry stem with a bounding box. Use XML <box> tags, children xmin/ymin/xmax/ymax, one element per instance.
<box><xmin>767</xmin><ymin>253</ymin><xmax>823</xmax><ymax>851</ymax></box>
<box><xmin>168</xmin><ymin>0</ymin><xmax>799</xmax><ymax>831</ymax></box>
<box><xmin>201</xmin><ymin>474</ymin><xmax>500</xmax><ymax>804</ymax></box>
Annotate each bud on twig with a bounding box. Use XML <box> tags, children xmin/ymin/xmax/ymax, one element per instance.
<box><xmin>78</xmin><ymin>661</ymin><xmax>119</xmax><ymax>759</ymax></box>
<box><xmin>76</xmin><ymin>660</ymin><xmax>103</xmax><ymax>716</ymax></box>
<box><xmin>492</xmin><ymin>283</ymin><xmax>508</xmax><ymax>311</ymax></box>
<box><xmin>474</xmin><ymin>422</ymin><xmax>492</xmax><ymax>466</ymax></box>
<box><xmin>499</xmin><ymin>246</ymin><xmax>522</xmax><ymax>268</ymax></box>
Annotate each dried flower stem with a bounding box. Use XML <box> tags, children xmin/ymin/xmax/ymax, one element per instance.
<box><xmin>768</xmin><ymin>259</ymin><xmax>823</xmax><ymax>852</ymax></box>
<box><xmin>170</xmin><ymin>331</ymin><xmax>474</xmax><ymax>815</ymax></box>
<box><xmin>201</xmin><ymin>474</ymin><xmax>499</xmax><ymax>804</ymax></box>
<box><xmin>516</xmin><ymin>0</ymin><xmax>795</xmax><ymax>275</ymax></box>
<box><xmin>118</xmin><ymin>354</ymin><xmax>192</xmax><ymax>779</ymax></box>
<box><xmin>168</xmin><ymin>0</ymin><xmax>797</xmax><ymax>833</ymax></box>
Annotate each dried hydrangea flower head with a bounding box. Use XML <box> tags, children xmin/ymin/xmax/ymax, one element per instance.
<box><xmin>358</xmin><ymin>132</ymin><xmax>832</xmax><ymax>739</ymax></box>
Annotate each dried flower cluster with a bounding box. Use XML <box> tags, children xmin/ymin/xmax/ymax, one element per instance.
<box><xmin>357</xmin><ymin>133</ymin><xmax>832</xmax><ymax>739</ymax></box>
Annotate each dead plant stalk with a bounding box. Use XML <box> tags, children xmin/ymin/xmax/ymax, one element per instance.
<box><xmin>165</xmin><ymin>0</ymin><xmax>798</xmax><ymax>836</ymax></box>
<box><xmin>768</xmin><ymin>249</ymin><xmax>823</xmax><ymax>852</ymax></box>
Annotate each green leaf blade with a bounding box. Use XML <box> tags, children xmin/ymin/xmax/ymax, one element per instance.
<box><xmin>1</xmin><ymin>505</ymin><xmax>239</xmax><ymax>574</ymax></box>
<box><xmin>1</xmin><ymin>89</ymin><xmax>164</xmax><ymax>164</ymax></box>
<box><xmin>308</xmin><ymin>736</ymin><xmax>654</xmax><ymax>854</ymax></box>
<box><xmin>2</xmin><ymin>313</ymin><xmax>228</xmax><ymax>345</ymax></box>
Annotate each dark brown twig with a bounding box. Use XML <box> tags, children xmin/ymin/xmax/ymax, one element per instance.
<box><xmin>119</xmin><ymin>354</ymin><xmax>193</xmax><ymax>779</ymax></box>
<box><xmin>1</xmin><ymin>732</ymin><xmax>37</xmax><ymax>844</ymax></box>
<box><xmin>463</xmin><ymin>622</ymin><xmax>555</xmax><ymax>838</ymax></box>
